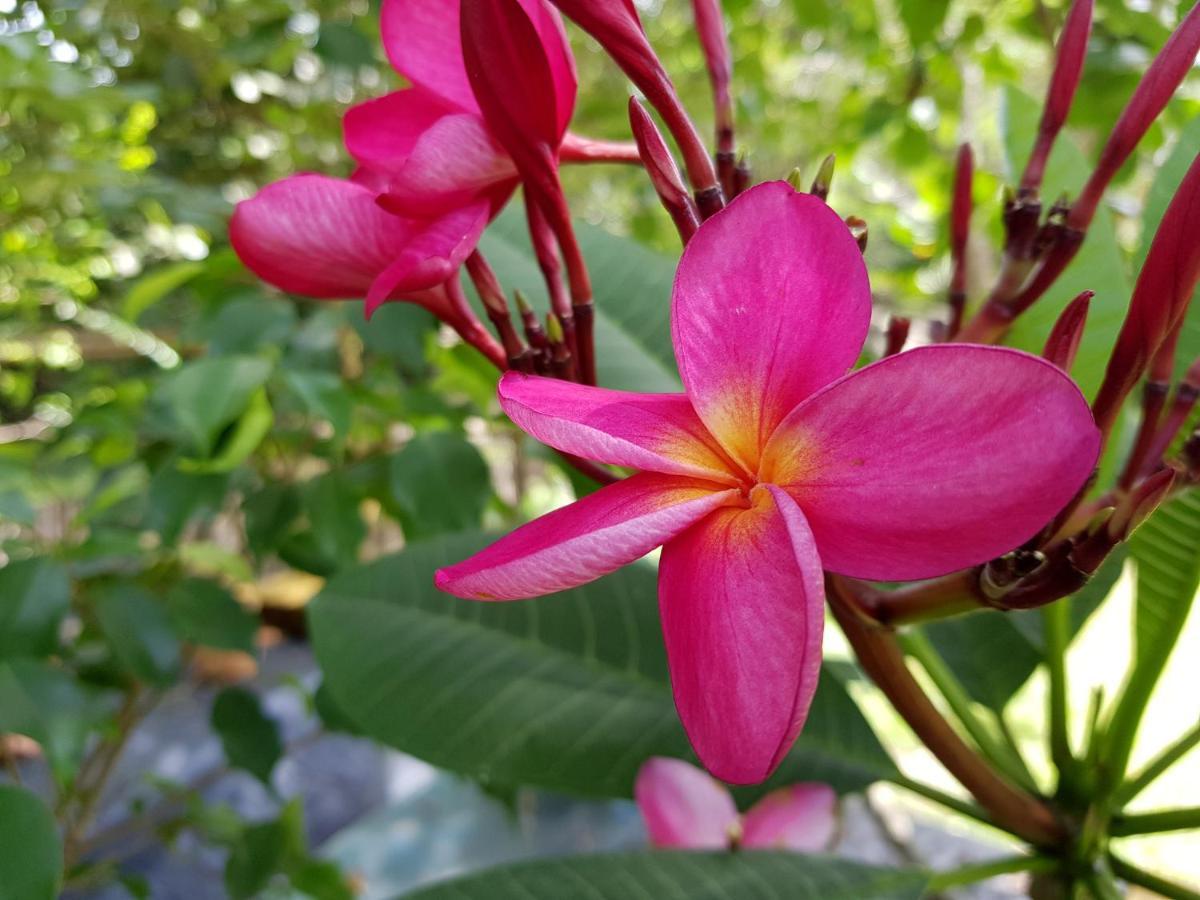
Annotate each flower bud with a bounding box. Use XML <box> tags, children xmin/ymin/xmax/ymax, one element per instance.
<box><xmin>1092</xmin><ymin>148</ymin><xmax>1200</xmax><ymax>437</ymax></box>
<box><xmin>1021</xmin><ymin>0</ymin><xmax>1093</xmax><ymax>194</ymax></box>
<box><xmin>1042</xmin><ymin>291</ymin><xmax>1092</xmax><ymax>372</ymax></box>
<box><xmin>810</xmin><ymin>154</ymin><xmax>836</xmax><ymax>201</ymax></box>
<box><xmin>629</xmin><ymin>98</ymin><xmax>700</xmax><ymax>244</ymax></box>
<box><xmin>1069</xmin><ymin>1</ymin><xmax>1200</xmax><ymax>231</ymax></box>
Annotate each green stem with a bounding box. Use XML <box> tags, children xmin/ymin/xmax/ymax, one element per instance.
<box><xmin>925</xmin><ymin>854</ymin><xmax>1058</xmax><ymax>891</ymax></box>
<box><xmin>1108</xmin><ymin>853</ymin><xmax>1200</xmax><ymax>900</ymax></box>
<box><xmin>1110</xmin><ymin>807</ymin><xmax>1200</xmax><ymax>836</ymax></box>
<box><xmin>1044</xmin><ymin>598</ymin><xmax>1074</xmax><ymax>775</ymax></box>
<box><xmin>900</xmin><ymin>630</ymin><xmax>1039</xmax><ymax>792</ymax></box>
<box><xmin>1083</xmin><ymin>867</ymin><xmax>1125</xmax><ymax>900</ymax></box>
<box><xmin>886</xmin><ymin>774</ymin><xmax>998</xmax><ymax>830</ymax></box>
<box><xmin>1115</xmin><ymin>718</ymin><xmax>1200</xmax><ymax>806</ymax></box>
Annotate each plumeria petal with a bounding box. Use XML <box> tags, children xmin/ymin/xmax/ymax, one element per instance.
<box><xmin>742</xmin><ymin>783</ymin><xmax>838</xmax><ymax>851</ymax></box>
<box><xmin>498</xmin><ymin>372</ymin><xmax>743</xmax><ymax>484</ymax></box>
<box><xmin>230</xmin><ymin>174</ymin><xmax>422</xmax><ymax>298</ymax></box>
<box><xmin>760</xmin><ymin>344</ymin><xmax>1101</xmax><ymax>581</ymax></box>
<box><xmin>377</xmin><ymin>113</ymin><xmax>518</xmax><ymax>218</ymax></box>
<box><xmin>364</xmin><ymin>201</ymin><xmax>490</xmax><ymax>317</ymax></box>
<box><xmin>634</xmin><ymin>757</ymin><xmax>739</xmax><ymax>849</ymax></box>
<box><xmin>381</xmin><ymin>0</ymin><xmax>574</xmax><ymax>125</ymax></box>
<box><xmin>658</xmin><ymin>485</ymin><xmax>825</xmax><ymax>785</ymax></box>
<box><xmin>671</xmin><ymin>182</ymin><xmax>872</xmax><ymax>472</ymax></box>
<box><xmin>343</xmin><ymin>88</ymin><xmax>458</xmax><ymax>178</ymax></box>
<box><xmin>436</xmin><ymin>473</ymin><xmax>741</xmax><ymax>601</ymax></box>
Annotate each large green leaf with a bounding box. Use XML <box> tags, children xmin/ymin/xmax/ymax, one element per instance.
<box><xmin>0</xmin><ymin>558</ymin><xmax>70</xmax><ymax>660</ymax></box>
<box><xmin>399</xmin><ymin>852</ymin><xmax>927</xmax><ymax>900</ymax></box>
<box><xmin>0</xmin><ymin>785</ymin><xmax>63</xmax><ymax>900</ymax></box>
<box><xmin>310</xmin><ymin>533</ymin><xmax>894</xmax><ymax>800</ymax></box>
<box><xmin>1000</xmin><ymin>89</ymin><xmax>1132</xmax><ymax>400</ymax></box>
<box><xmin>923</xmin><ymin>548</ymin><xmax>1127</xmax><ymax>711</ymax></box>
<box><xmin>1137</xmin><ymin>117</ymin><xmax>1200</xmax><ymax>383</ymax></box>
<box><xmin>389</xmin><ymin>431</ymin><xmax>492</xmax><ymax>538</ymax></box>
<box><xmin>1130</xmin><ymin>491</ymin><xmax>1200</xmax><ymax>681</ymax></box>
<box><xmin>478</xmin><ymin>211</ymin><xmax>680</xmax><ymax>393</ymax></box>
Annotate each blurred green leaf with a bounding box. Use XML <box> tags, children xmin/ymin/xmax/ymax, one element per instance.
<box><xmin>896</xmin><ymin>0</ymin><xmax>949</xmax><ymax>47</ymax></box>
<box><xmin>179</xmin><ymin>387</ymin><xmax>274</xmax><ymax>473</ymax></box>
<box><xmin>399</xmin><ymin>853</ymin><xmax>927</xmax><ymax>900</ymax></box>
<box><xmin>156</xmin><ymin>356</ymin><xmax>273</xmax><ymax>456</ymax></box>
<box><xmin>0</xmin><ymin>559</ymin><xmax>70</xmax><ymax>660</ymax></box>
<box><xmin>121</xmin><ymin>260</ymin><xmax>205</xmax><ymax>322</ymax></box>
<box><xmin>390</xmin><ymin>431</ymin><xmax>492</xmax><ymax>538</ymax></box>
<box><xmin>0</xmin><ymin>785</ymin><xmax>63</xmax><ymax>900</ymax></box>
<box><xmin>93</xmin><ymin>582</ymin><xmax>182</xmax><ymax>685</ymax></box>
<box><xmin>211</xmin><ymin>686</ymin><xmax>283</xmax><ymax>786</ymax></box>
<box><xmin>284</xmin><ymin>369</ymin><xmax>353</xmax><ymax>437</ymax></box>
<box><xmin>316</xmin><ymin>22</ymin><xmax>375</xmax><ymax>68</ymax></box>
<box><xmin>204</xmin><ymin>296</ymin><xmax>298</xmax><ymax>357</ymax></box>
<box><xmin>225</xmin><ymin>816</ymin><xmax>287</xmax><ymax>900</ymax></box>
<box><xmin>167</xmin><ymin>579</ymin><xmax>258</xmax><ymax>654</ymax></box>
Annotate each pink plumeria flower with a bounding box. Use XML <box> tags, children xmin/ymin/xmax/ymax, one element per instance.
<box><xmin>636</xmin><ymin>757</ymin><xmax>837</xmax><ymax>852</ymax></box>
<box><xmin>230</xmin><ymin>171</ymin><xmax>489</xmax><ymax>319</ymax></box>
<box><xmin>348</xmin><ymin>0</ymin><xmax>591</xmax><ymax>220</ymax></box>
<box><xmin>436</xmin><ymin>182</ymin><xmax>1100</xmax><ymax>784</ymax></box>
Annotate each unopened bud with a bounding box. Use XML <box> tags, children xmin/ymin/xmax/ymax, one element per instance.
<box><xmin>1042</xmin><ymin>291</ymin><xmax>1092</xmax><ymax>371</ymax></box>
<box><xmin>545</xmin><ymin>311</ymin><xmax>566</xmax><ymax>345</ymax></box>
<box><xmin>786</xmin><ymin>167</ymin><xmax>804</xmax><ymax>192</ymax></box>
<box><xmin>1108</xmin><ymin>468</ymin><xmax>1176</xmax><ymax>541</ymax></box>
<box><xmin>629</xmin><ymin>97</ymin><xmax>699</xmax><ymax>243</ymax></box>
<box><xmin>810</xmin><ymin>154</ymin><xmax>836</xmax><ymax>201</ymax></box>
<box><xmin>885</xmin><ymin>316</ymin><xmax>910</xmax><ymax>358</ymax></box>
<box><xmin>845</xmin><ymin>216</ymin><xmax>868</xmax><ymax>252</ymax></box>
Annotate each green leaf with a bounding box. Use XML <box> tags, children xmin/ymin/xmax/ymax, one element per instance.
<box><xmin>167</xmin><ymin>579</ymin><xmax>257</xmax><ymax>653</ymax></box>
<box><xmin>225</xmin><ymin>817</ymin><xmax>287</xmax><ymax>900</ymax></box>
<box><xmin>896</xmin><ymin>0</ymin><xmax>949</xmax><ymax>47</ymax></box>
<box><xmin>212</xmin><ymin>687</ymin><xmax>283</xmax><ymax>786</ymax></box>
<box><xmin>0</xmin><ymin>785</ymin><xmax>63</xmax><ymax>900</ymax></box>
<box><xmin>93</xmin><ymin>582</ymin><xmax>182</xmax><ymax>685</ymax></box>
<box><xmin>311</xmin><ymin>533</ymin><xmax>893</xmax><ymax>799</ymax></box>
<box><xmin>1130</xmin><ymin>491</ymin><xmax>1200</xmax><ymax>684</ymax></box>
<box><xmin>389</xmin><ymin>431</ymin><xmax>492</xmax><ymax>538</ymax></box>
<box><xmin>298</xmin><ymin>471</ymin><xmax>365</xmax><ymax>573</ymax></box>
<box><xmin>204</xmin><ymin>295</ymin><xmax>298</xmax><ymax>356</ymax></box>
<box><xmin>244</xmin><ymin>484</ymin><xmax>302</xmax><ymax>557</ymax></box>
<box><xmin>155</xmin><ymin>356</ymin><xmax>273</xmax><ymax>456</ymax></box>
<box><xmin>398</xmin><ymin>852</ymin><xmax>927</xmax><ymax>900</ymax></box>
<box><xmin>121</xmin><ymin>260</ymin><xmax>205</xmax><ymax>322</ymax></box>
<box><xmin>0</xmin><ymin>558</ymin><xmax>70</xmax><ymax>660</ymax></box>
<box><xmin>0</xmin><ymin>659</ymin><xmax>121</xmax><ymax>781</ymax></box>
<box><xmin>316</xmin><ymin>22</ymin><xmax>375</xmax><ymax>68</ymax></box>
<box><xmin>1000</xmin><ymin>89</ymin><xmax>1132</xmax><ymax>400</ymax></box>
<box><xmin>144</xmin><ymin>463</ymin><xmax>228</xmax><ymax>544</ymax></box>
<box><xmin>178</xmin><ymin>387</ymin><xmax>274</xmax><ymax>473</ymax></box>
<box><xmin>284</xmin><ymin>369</ymin><xmax>353</xmax><ymax>438</ymax></box>
<box><xmin>479</xmin><ymin>212</ymin><xmax>680</xmax><ymax>392</ymax></box>
<box><xmin>923</xmin><ymin>549</ymin><xmax>1127</xmax><ymax>710</ymax></box>
<box><xmin>1137</xmin><ymin>117</ymin><xmax>1200</xmax><ymax>383</ymax></box>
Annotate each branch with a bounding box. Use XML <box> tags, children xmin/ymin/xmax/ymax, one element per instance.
<box><xmin>828</xmin><ymin>576</ymin><xmax>1065</xmax><ymax>847</ymax></box>
<box><xmin>1110</xmin><ymin>807</ymin><xmax>1200</xmax><ymax>836</ymax></box>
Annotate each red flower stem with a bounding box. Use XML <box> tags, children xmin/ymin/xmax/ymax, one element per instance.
<box><xmin>1117</xmin><ymin>380</ymin><xmax>1169</xmax><ymax>490</ymax></box>
<box><xmin>948</xmin><ymin>144</ymin><xmax>974</xmax><ymax>338</ymax></box>
<box><xmin>514</xmin><ymin>289</ymin><xmax>552</xmax><ymax>373</ymax></box>
<box><xmin>524</xmin><ymin>195</ymin><xmax>577</xmax><ymax>370</ymax></box>
<box><xmin>828</xmin><ymin>576</ymin><xmax>1065</xmax><ymax>847</ymax></box>
<box><xmin>733</xmin><ymin>154</ymin><xmax>751</xmax><ymax>197</ymax></box>
<box><xmin>884</xmin><ymin>316</ymin><xmax>911</xmax><ymax>357</ymax></box>
<box><xmin>443</xmin><ymin>274</ymin><xmax>508</xmax><ymax>370</ymax></box>
<box><xmin>465</xmin><ymin>252</ymin><xmax>533</xmax><ymax>371</ymax></box>
<box><xmin>558</xmin><ymin>135</ymin><xmax>644</xmax><ymax>165</ymax></box>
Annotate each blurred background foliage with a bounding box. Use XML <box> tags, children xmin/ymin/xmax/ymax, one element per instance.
<box><xmin>2</xmin><ymin>0</ymin><xmax>1199</xmax><ymax>896</ymax></box>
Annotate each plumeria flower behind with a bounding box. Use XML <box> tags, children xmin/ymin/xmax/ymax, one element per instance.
<box><xmin>436</xmin><ymin>181</ymin><xmax>1101</xmax><ymax>784</ymax></box>
<box><xmin>636</xmin><ymin>757</ymin><xmax>837</xmax><ymax>852</ymax></box>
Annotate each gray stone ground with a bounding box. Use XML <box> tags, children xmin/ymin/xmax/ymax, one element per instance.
<box><xmin>15</xmin><ymin>640</ymin><xmax>1024</xmax><ymax>899</ymax></box>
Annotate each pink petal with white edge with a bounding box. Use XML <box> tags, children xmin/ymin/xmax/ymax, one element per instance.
<box><xmin>230</xmin><ymin>174</ymin><xmax>420</xmax><ymax>298</ymax></box>
<box><xmin>658</xmin><ymin>485</ymin><xmax>825</xmax><ymax>785</ymax></box>
<box><xmin>742</xmin><ymin>783</ymin><xmax>838</xmax><ymax>852</ymax></box>
<box><xmin>635</xmin><ymin>757</ymin><xmax>739</xmax><ymax>849</ymax></box>
<box><xmin>364</xmin><ymin>200</ymin><xmax>490</xmax><ymax>317</ymax></box>
<box><xmin>498</xmin><ymin>372</ymin><xmax>743</xmax><ymax>484</ymax></box>
<box><xmin>435</xmin><ymin>473</ymin><xmax>740</xmax><ymax>601</ymax></box>
<box><xmin>378</xmin><ymin>112</ymin><xmax>518</xmax><ymax>218</ymax></box>
<box><xmin>761</xmin><ymin>344</ymin><xmax>1101</xmax><ymax>582</ymax></box>
<box><xmin>671</xmin><ymin>182</ymin><xmax>871</xmax><ymax>472</ymax></box>
<box><xmin>380</xmin><ymin>0</ymin><xmax>574</xmax><ymax>123</ymax></box>
<box><xmin>343</xmin><ymin>89</ymin><xmax>457</xmax><ymax>178</ymax></box>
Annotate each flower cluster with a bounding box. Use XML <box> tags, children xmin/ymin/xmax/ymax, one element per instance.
<box><xmin>231</xmin><ymin>0</ymin><xmax>1200</xmax><ymax>795</ymax></box>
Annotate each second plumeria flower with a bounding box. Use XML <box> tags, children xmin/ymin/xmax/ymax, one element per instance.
<box><xmin>636</xmin><ymin>757</ymin><xmax>837</xmax><ymax>851</ymax></box>
<box><xmin>437</xmin><ymin>182</ymin><xmax>1100</xmax><ymax>784</ymax></box>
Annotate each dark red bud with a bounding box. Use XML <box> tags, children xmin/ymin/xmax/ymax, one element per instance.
<box><xmin>1042</xmin><ymin>290</ymin><xmax>1092</xmax><ymax>371</ymax></box>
